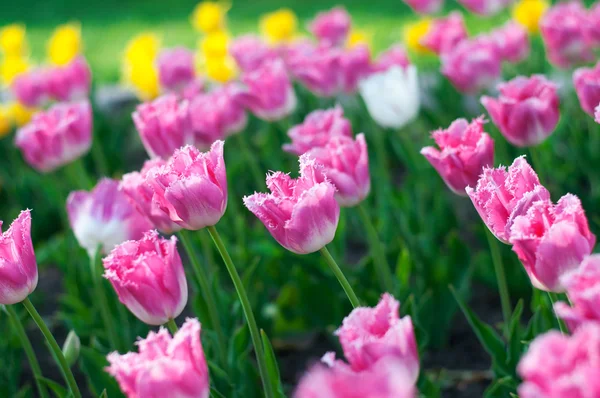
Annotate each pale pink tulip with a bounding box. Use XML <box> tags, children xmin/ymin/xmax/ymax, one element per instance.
<box><xmin>230</xmin><ymin>35</ymin><xmax>278</xmax><ymax>72</ymax></box>
<box><xmin>286</xmin><ymin>42</ymin><xmax>341</xmax><ymax>97</ymax></box>
<box><xmin>489</xmin><ymin>22</ymin><xmax>530</xmax><ymax>63</ymax></box>
<box><xmin>339</xmin><ymin>44</ymin><xmax>372</xmax><ymax>94</ymax></box>
<box><xmin>157</xmin><ymin>47</ymin><xmax>195</xmax><ymax>92</ymax></box>
<box><xmin>48</xmin><ymin>56</ymin><xmax>92</xmax><ymax>102</ymax></box>
<box><xmin>421</xmin><ymin>12</ymin><xmax>468</xmax><ymax>55</ymax></box>
<box><xmin>11</xmin><ymin>67</ymin><xmax>51</xmax><ymax>107</ymax></box>
<box><xmin>308</xmin><ymin>7</ymin><xmax>352</xmax><ymax>47</ymax></box>
<box><xmin>371</xmin><ymin>45</ymin><xmax>410</xmax><ymax>73</ymax></box>
<box><xmin>573</xmin><ymin>62</ymin><xmax>600</xmax><ymax>116</ymax></box>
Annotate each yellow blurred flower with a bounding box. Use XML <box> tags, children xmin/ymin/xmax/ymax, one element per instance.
<box><xmin>512</xmin><ymin>0</ymin><xmax>549</xmax><ymax>34</ymax></box>
<box><xmin>8</xmin><ymin>101</ymin><xmax>37</xmax><ymax>127</ymax></box>
<box><xmin>47</xmin><ymin>23</ymin><xmax>82</xmax><ymax>65</ymax></box>
<box><xmin>124</xmin><ymin>32</ymin><xmax>161</xmax><ymax>66</ymax></box>
<box><xmin>404</xmin><ymin>18</ymin><xmax>432</xmax><ymax>55</ymax></box>
<box><xmin>260</xmin><ymin>8</ymin><xmax>298</xmax><ymax>44</ymax></box>
<box><xmin>200</xmin><ymin>30</ymin><xmax>230</xmax><ymax>58</ymax></box>
<box><xmin>0</xmin><ymin>24</ymin><xmax>28</xmax><ymax>57</ymax></box>
<box><xmin>0</xmin><ymin>104</ymin><xmax>11</xmax><ymax>139</ymax></box>
<box><xmin>191</xmin><ymin>1</ymin><xmax>229</xmax><ymax>34</ymax></box>
<box><xmin>202</xmin><ymin>56</ymin><xmax>237</xmax><ymax>83</ymax></box>
<box><xmin>347</xmin><ymin>29</ymin><xmax>372</xmax><ymax>49</ymax></box>
<box><xmin>0</xmin><ymin>55</ymin><xmax>29</xmax><ymax>86</ymax></box>
<box><xmin>125</xmin><ymin>62</ymin><xmax>160</xmax><ymax>101</ymax></box>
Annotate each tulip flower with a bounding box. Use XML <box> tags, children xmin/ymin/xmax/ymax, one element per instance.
<box><xmin>260</xmin><ymin>8</ymin><xmax>298</xmax><ymax>44</ymax></box>
<box><xmin>371</xmin><ymin>45</ymin><xmax>410</xmax><ymax>73</ymax></box>
<box><xmin>47</xmin><ymin>23</ymin><xmax>81</xmax><ymax>66</ymax></box>
<box><xmin>466</xmin><ymin>156</ymin><xmax>549</xmax><ymax>244</ymax></box>
<box><xmin>481</xmin><ymin>75</ymin><xmax>559</xmax><ymax>147</ymax></box>
<box><xmin>103</xmin><ymin>230</ymin><xmax>188</xmax><ymax>325</ymax></box>
<box><xmin>359</xmin><ymin>65</ymin><xmax>420</xmax><ymax>129</ymax></box>
<box><xmin>420</xmin><ymin>12</ymin><xmax>468</xmax><ymax>55</ymax></box>
<box><xmin>403</xmin><ymin>18</ymin><xmax>433</xmax><ymax>55</ymax></box>
<box><xmin>122</xmin><ymin>33</ymin><xmax>161</xmax><ymax>101</ymax></box>
<box><xmin>421</xmin><ymin>116</ymin><xmax>494</xmax><ymax>195</ymax></box>
<box><xmin>15</xmin><ymin>101</ymin><xmax>92</xmax><ymax>172</ymax></box>
<box><xmin>67</xmin><ymin>178</ymin><xmax>152</xmax><ymax>257</ymax></box>
<box><xmin>585</xmin><ymin>3</ymin><xmax>600</xmax><ymax>47</ymax></box>
<box><xmin>308</xmin><ymin>7</ymin><xmax>352</xmax><ymax>47</ymax></box>
<box><xmin>0</xmin><ymin>210</ymin><xmax>38</xmax><ymax>305</ymax></box>
<box><xmin>489</xmin><ymin>22</ymin><xmax>530</xmax><ymax>63</ymax></box>
<box><xmin>11</xmin><ymin>67</ymin><xmax>51</xmax><ymax>108</ymax></box>
<box><xmin>0</xmin><ymin>24</ymin><xmax>28</xmax><ymax>57</ymax></box>
<box><xmin>157</xmin><ymin>47</ymin><xmax>195</xmax><ymax>92</ymax></box>
<box><xmin>509</xmin><ymin>194</ymin><xmax>595</xmax><ymax>292</ymax></box>
<box><xmin>107</xmin><ymin>318</ymin><xmax>209</xmax><ymax>398</ymax></box>
<box><xmin>47</xmin><ymin>56</ymin><xmax>91</xmax><ymax>102</ymax></box>
<box><xmin>511</xmin><ymin>0</ymin><xmax>549</xmax><ymax>34</ymax></box>
<box><xmin>339</xmin><ymin>45</ymin><xmax>372</xmax><ymax>94</ymax></box>
<box><xmin>229</xmin><ymin>35</ymin><xmax>278</xmax><ymax>72</ymax></box>
<box><xmin>573</xmin><ymin>63</ymin><xmax>600</xmax><ymax>116</ymax></box>
<box><xmin>286</xmin><ymin>42</ymin><xmax>341</xmax><ymax>97</ymax></box>
<box><xmin>402</xmin><ymin>0</ymin><xmax>443</xmax><ymax>14</ymax></box>
<box><xmin>517</xmin><ymin>323</ymin><xmax>600</xmax><ymax>398</ymax></box>
<box><xmin>190</xmin><ymin>1</ymin><xmax>228</xmax><ymax>34</ymax></box>
<box><xmin>0</xmin><ymin>105</ymin><xmax>11</xmax><ymax>138</ymax></box>
<box><xmin>457</xmin><ymin>0</ymin><xmax>512</xmax><ymax>15</ymax></box>
<box><xmin>1</xmin><ymin>54</ymin><xmax>30</xmax><ymax>86</ymax></box>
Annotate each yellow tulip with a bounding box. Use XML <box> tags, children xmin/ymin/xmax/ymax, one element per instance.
<box><xmin>347</xmin><ymin>29</ymin><xmax>372</xmax><ymax>49</ymax></box>
<box><xmin>48</xmin><ymin>23</ymin><xmax>82</xmax><ymax>65</ymax></box>
<box><xmin>125</xmin><ymin>62</ymin><xmax>160</xmax><ymax>101</ymax></box>
<box><xmin>0</xmin><ymin>104</ymin><xmax>11</xmax><ymax>138</ymax></box>
<box><xmin>0</xmin><ymin>55</ymin><xmax>29</xmax><ymax>86</ymax></box>
<box><xmin>200</xmin><ymin>30</ymin><xmax>230</xmax><ymax>59</ymax></box>
<box><xmin>8</xmin><ymin>101</ymin><xmax>37</xmax><ymax>127</ymax></box>
<box><xmin>124</xmin><ymin>33</ymin><xmax>161</xmax><ymax>67</ymax></box>
<box><xmin>203</xmin><ymin>56</ymin><xmax>237</xmax><ymax>83</ymax></box>
<box><xmin>512</xmin><ymin>0</ymin><xmax>549</xmax><ymax>34</ymax></box>
<box><xmin>404</xmin><ymin>18</ymin><xmax>433</xmax><ymax>55</ymax></box>
<box><xmin>260</xmin><ymin>8</ymin><xmax>298</xmax><ymax>44</ymax></box>
<box><xmin>191</xmin><ymin>1</ymin><xmax>229</xmax><ymax>34</ymax></box>
<box><xmin>0</xmin><ymin>24</ymin><xmax>28</xmax><ymax>57</ymax></box>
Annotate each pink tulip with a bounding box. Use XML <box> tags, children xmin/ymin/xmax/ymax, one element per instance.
<box><xmin>48</xmin><ymin>57</ymin><xmax>92</xmax><ymax>102</ymax></box>
<box><xmin>11</xmin><ymin>68</ymin><xmax>51</xmax><ymax>107</ymax></box>
<box><xmin>0</xmin><ymin>210</ymin><xmax>38</xmax><ymax>305</ymax></box>
<box><xmin>145</xmin><ymin>141</ymin><xmax>228</xmax><ymax>231</ymax></box>
<box><xmin>308</xmin><ymin>7</ymin><xmax>352</xmax><ymax>47</ymax></box>
<box><xmin>305</xmin><ymin>134</ymin><xmax>370</xmax><ymax>207</ymax></box>
<box><xmin>67</xmin><ymin>178</ymin><xmax>152</xmax><ymax>256</ymax></box>
<box><xmin>120</xmin><ymin>159</ymin><xmax>182</xmax><ymax>234</ymax></box>
<box><xmin>157</xmin><ymin>47</ymin><xmax>196</xmax><ymax>92</ymax></box>
<box><xmin>286</xmin><ymin>42</ymin><xmax>341</xmax><ymax>97</ymax></box>
<box><xmin>103</xmin><ymin>230</ymin><xmax>188</xmax><ymax>325</ymax></box>
<box><xmin>335</xmin><ymin>293</ymin><xmax>419</xmax><ymax>380</ymax></box>
<box><xmin>233</xmin><ymin>59</ymin><xmax>296</xmax><ymax>121</ymax></box>
<box><xmin>457</xmin><ymin>0</ymin><xmax>512</xmax><ymax>15</ymax></box>
<box><xmin>554</xmin><ymin>254</ymin><xmax>600</xmax><ymax>331</ymax></box>
<box><xmin>283</xmin><ymin>106</ymin><xmax>353</xmax><ymax>155</ymax></box>
<box><xmin>244</xmin><ymin>154</ymin><xmax>340</xmax><ymax>254</ymax></box>
<box><xmin>371</xmin><ymin>45</ymin><xmax>410</xmax><ymax>73</ymax></box>
<box><xmin>421</xmin><ymin>116</ymin><xmax>494</xmax><ymax>196</ymax></box>
<box><xmin>403</xmin><ymin>0</ymin><xmax>443</xmax><ymax>14</ymax></box>
<box><xmin>15</xmin><ymin>101</ymin><xmax>92</xmax><ymax>172</ymax></box>
<box><xmin>585</xmin><ymin>3</ymin><xmax>600</xmax><ymax>47</ymax></box>
<box><xmin>441</xmin><ymin>37</ymin><xmax>501</xmax><ymax>93</ymax></box>
<box><xmin>466</xmin><ymin>156</ymin><xmax>549</xmax><ymax>244</ymax></box>
<box><xmin>421</xmin><ymin>12</ymin><xmax>468</xmax><ymax>55</ymax></box>
<box><xmin>107</xmin><ymin>318</ymin><xmax>209</xmax><ymax>398</ymax></box>
<box><xmin>481</xmin><ymin>75</ymin><xmax>559</xmax><ymax>147</ymax></box>
<box><xmin>489</xmin><ymin>22</ymin><xmax>530</xmax><ymax>64</ymax></box>
<box><xmin>517</xmin><ymin>323</ymin><xmax>600</xmax><ymax>398</ymax></box>
<box><xmin>540</xmin><ymin>2</ymin><xmax>594</xmax><ymax>68</ymax></box>
<box><xmin>230</xmin><ymin>35</ymin><xmax>278</xmax><ymax>72</ymax></box>
<box><xmin>179</xmin><ymin>79</ymin><xmax>204</xmax><ymax>101</ymax></box>
<box><xmin>509</xmin><ymin>194</ymin><xmax>596</xmax><ymax>292</ymax></box>
<box><xmin>339</xmin><ymin>44</ymin><xmax>372</xmax><ymax>94</ymax></box>
<box><xmin>132</xmin><ymin>94</ymin><xmax>194</xmax><ymax>159</ymax></box>
<box><xmin>573</xmin><ymin>62</ymin><xmax>600</xmax><ymax>116</ymax></box>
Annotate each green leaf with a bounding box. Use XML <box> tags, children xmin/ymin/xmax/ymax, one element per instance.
<box><xmin>36</xmin><ymin>377</ymin><xmax>68</xmax><ymax>398</ymax></box>
<box><xmin>210</xmin><ymin>386</ymin><xmax>227</xmax><ymax>398</ymax></box>
<box><xmin>260</xmin><ymin>329</ymin><xmax>285</xmax><ymax>398</ymax></box>
<box><xmin>507</xmin><ymin>300</ymin><xmax>524</xmax><ymax>370</ymax></box>
<box><xmin>79</xmin><ymin>346</ymin><xmax>122</xmax><ymax>397</ymax></box>
<box><xmin>99</xmin><ymin>390</ymin><xmax>108</xmax><ymax>398</ymax></box>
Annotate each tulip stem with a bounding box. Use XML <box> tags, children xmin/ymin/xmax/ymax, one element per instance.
<box><xmin>357</xmin><ymin>204</ymin><xmax>395</xmax><ymax>293</ymax></box>
<box><xmin>236</xmin><ymin>133</ymin><xmax>265</xmax><ymax>190</ymax></box>
<box><xmin>90</xmin><ymin>251</ymin><xmax>120</xmax><ymax>351</ymax></box>
<box><xmin>547</xmin><ymin>292</ymin><xmax>568</xmax><ymax>334</ymax></box>
<box><xmin>6</xmin><ymin>305</ymin><xmax>49</xmax><ymax>398</ymax></box>
<box><xmin>319</xmin><ymin>246</ymin><xmax>361</xmax><ymax>308</ymax></box>
<box><xmin>22</xmin><ymin>297</ymin><xmax>81</xmax><ymax>398</ymax></box>
<box><xmin>166</xmin><ymin>319</ymin><xmax>179</xmax><ymax>334</ymax></box>
<box><xmin>485</xmin><ymin>229</ymin><xmax>511</xmax><ymax>337</ymax></box>
<box><xmin>206</xmin><ymin>225</ymin><xmax>275</xmax><ymax>398</ymax></box>
<box><xmin>177</xmin><ymin>231</ymin><xmax>227</xmax><ymax>366</ymax></box>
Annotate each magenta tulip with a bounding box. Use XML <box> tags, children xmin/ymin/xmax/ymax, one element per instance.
<box><xmin>573</xmin><ymin>62</ymin><xmax>600</xmax><ymax>116</ymax></box>
<box><xmin>308</xmin><ymin>7</ymin><xmax>352</xmax><ymax>47</ymax></box>
<box><xmin>421</xmin><ymin>12</ymin><xmax>468</xmax><ymax>55</ymax></box>
<box><xmin>230</xmin><ymin>35</ymin><xmax>278</xmax><ymax>72</ymax></box>
<box><xmin>489</xmin><ymin>22</ymin><xmax>530</xmax><ymax>64</ymax></box>
<box><xmin>371</xmin><ymin>45</ymin><xmax>410</xmax><ymax>73</ymax></box>
<box><xmin>157</xmin><ymin>47</ymin><xmax>196</xmax><ymax>92</ymax></box>
<box><xmin>339</xmin><ymin>44</ymin><xmax>372</xmax><ymax>94</ymax></box>
<box><xmin>48</xmin><ymin>56</ymin><xmax>92</xmax><ymax>102</ymax></box>
<box><xmin>403</xmin><ymin>0</ymin><xmax>443</xmax><ymax>14</ymax></box>
<box><xmin>286</xmin><ymin>42</ymin><xmax>341</xmax><ymax>97</ymax></box>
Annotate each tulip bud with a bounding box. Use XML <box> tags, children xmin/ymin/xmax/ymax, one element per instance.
<box><xmin>62</xmin><ymin>330</ymin><xmax>80</xmax><ymax>367</ymax></box>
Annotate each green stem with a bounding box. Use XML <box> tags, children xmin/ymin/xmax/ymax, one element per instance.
<box><xmin>236</xmin><ymin>133</ymin><xmax>265</xmax><ymax>190</ymax></box>
<box><xmin>90</xmin><ymin>252</ymin><xmax>120</xmax><ymax>351</ymax></box>
<box><xmin>6</xmin><ymin>305</ymin><xmax>49</xmax><ymax>398</ymax></box>
<box><xmin>357</xmin><ymin>204</ymin><xmax>395</xmax><ymax>293</ymax></box>
<box><xmin>22</xmin><ymin>297</ymin><xmax>81</xmax><ymax>398</ymax></box>
<box><xmin>528</xmin><ymin>147</ymin><xmax>545</xmax><ymax>184</ymax></box>
<box><xmin>166</xmin><ymin>318</ymin><xmax>179</xmax><ymax>334</ymax></box>
<box><xmin>485</xmin><ymin>229</ymin><xmax>511</xmax><ymax>337</ymax></box>
<box><xmin>206</xmin><ymin>225</ymin><xmax>274</xmax><ymax>398</ymax></box>
<box><xmin>319</xmin><ymin>246</ymin><xmax>361</xmax><ymax>308</ymax></box>
<box><xmin>547</xmin><ymin>292</ymin><xmax>568</xmax><ymax>334</ymax></box>
<box><xmin>371</xmin><ymin>130</ymin><xmax>392</xmax><ymax>235</ymax></box>
<box><xmin>64</xmin><ymin>158</ymin><xmax>94</xmax><ymax>190</ymax></box>
<box><xmin>177</xmin><ymin>231</ymin><xmax>227</xmax><ymax>366</ymax></box>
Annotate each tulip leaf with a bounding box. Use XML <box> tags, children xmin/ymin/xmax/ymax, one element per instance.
<box><xmin>79</xmin><ymin>346</ymin><xmax>121</xmax><ymax>398</ymax></box>
<box><xmin>36</xmin><ymin>377</ymin><xmax>68</xmax><ymax>398</ymax></box>
<box><xmin>260</xmin><ymin>329</ymin><xmax>286</xmax><ymax>398</ymax></box>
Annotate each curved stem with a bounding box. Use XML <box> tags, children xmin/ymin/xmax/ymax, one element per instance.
<box><xmin>6</xmin><ymin>305</ymin><xmax>49</xmax><ymax>398</ymax></box>
<box><xmin>90</xmin><ymin>252</ymin><xmax>120</xmax><ymax>350</ymax></box>
<box><xmin>22</xmin><ymin>297</ymin><xmax>81</xmax><ymax>398</ymax></box>
<box><xmin>206</xmin><ymin>225</ymin><xmax>275</xmax><ymax>398</ymax></box>
<box><xmin>547</xmin><ymin>292</ymin><xmax>568</xmax><ymax>334</ymax></box>
<box><xmin>166</xmin><ymin>319</ymin><xmax>179</xmax><ymax>334</ymax></box>
<box><xmin>319</xmin><ymin>246</ymin><xmax>361</xmax><ymax>308</ymax></box>
<box><xmin>485</xmin><ymin>229</ymin><xmax>511</xmax><ymax>337</ymax></box>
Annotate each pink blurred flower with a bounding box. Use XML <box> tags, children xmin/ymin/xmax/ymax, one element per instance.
<box><xmin>466</xmin><ymin>156</ymin><xmax>549</xmax><ymax>243</ymax></box>
<box><xmin>230</xmin><ymin>35</ymin><xmax>278</xmax><ymax>72</ymax></box>
<box><xmin>339</xmin><ymin>44</ymin><xmax>372</xmax><ymax>94</ymax></box>
<box><xmin>457</xmin><ymin>0</ymin><xmax>512</xmax><ymax>15</ymax></box>
<box><xmin>421</xmin><ymin>12</ymin><xmax>468</xmax><ymax>55</ymax></box>
<box><xmin>120</xmin><ymin>159</ymin><xmax>182</xmax><ymax>234</ymax></box>
<box><xmin>286</xmin><ymin>42</ymin><xmax>341</xmax><ymax>97</ymax></box>
<box><xmin>517</xmin><ymin>323</ymin><xmax>600</xmax><ymax>398</ymax></box>
<box><xmin>421</xmin><ymin>116</ymin><xmax>494</xmax><ymax>196</ymax></box>
<box><xmin>0</xmin><ymin>210</ymin><xmax>38</xmax><ymax>305</ymax></box>
<box><xmin>371</xmin><ymin>45</ymin><xmax>410</xmax><ymax>73</ymax></box>
<box><xmin>11</xmin><ymin>68</ymin><xmax>51</xmax><ymax>107</ymax></box>
<box><xmin>234</xmin><ymin>59</ymin><xmax>296</xmax><ymax>121</ymax></box>
<box><xmin>15</xmin><ymin>100</ymin><xmax>92</xmax><ymax>172</ymax></box>
<box><xmin>585</xmin><ymin>3</ymin><xmax>600</xmax><ymax>47</ymax></box>
<box><xmin>489</xmin><ymin>22</ymin><xmax>530</xmax><ymax>63</ymax></box>
<box><xmin>573</xmin><ymin>62</ymin><xmax>600</xmax><ymax>116</ymax></box>
<box><xmin>509</xmin><ymin>194</ymin><xmax>596</xmax><ymax>292</ymax></box>
<box><xmin>283</xmin><ymin>106</ymin><xmax>353</xmax><ymax>155</ymax></box>
<box><xmin>308</xmin><ymin>7</ymin><xmax>352</xmax><ymax>47</ymax></box>
<box><xmin>244</xmin><ymin>154</ymin><xmax>340</xmax><ymax>254</ymax></box>
<box><xmin>107</xmin><ymin>318</ymin><xmax>209</xmax><ymax>398</ymax></box>
<box><xmin>179</xmin><ymin>79</ymin><xmax>204</xmax><ymax>101</ymax></box>
<box><xmin>554</xmin><ymin>254</ymin><xmax>600</xmax><ymax>331</ymax></box>
<box><xmin>157</xmin><ymin>47</ymin><xmax>196</xmax><ymax>92</ymax></box>
<box><xmin>441</xmin><ymin>36</ymin><xmax>501</xmax><ymax>93</ymax></box>
<box><xmin>48</xmin><ymin>56</ymin><xmax>92</xmax><ymax>102</ymax></box>
<box><xmin>132</xmin><ymin>94</ymin><xmax>194</xmax><ymax>159</ymax></box>
<box><xmin>67</xmin><ymin>178</ymin><xmax>152</xmax><ymax>257</ymax></box>
<box><xmin>403</xmin><ymin>0</ymin><xmax>443</xmax><ymax>14</ymax></box>
<box><xmin>145</xmin><ymin>141</ymin><xmax>228</xmax><ymax>231</ymax></box>
<box><xmin>103</xmin><ymin>230</ymin><xmax>188</xmax><ymax>325</ymax></box>
<box><xmin>481</xmin><ymin>75</ymin><xmax>559</xmax><ymax>147</ymax></box>
<box><xmin>540</xmin><ymin>2</ymin><xmax>594</xmax><ymax>68</ymax></box>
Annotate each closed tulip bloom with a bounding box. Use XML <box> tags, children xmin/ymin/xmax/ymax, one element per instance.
<box><xmin>489</xmin><ymin>22</ymin><xmax>530</xmax><ymax>64</ymax></box>
<box><xmin>339</xmin><ymin>45</ymin><xmax>372</xmax><ymax>94</ymax></box>
<box><xmin>308</xmin><ymin>7</ymin><xmax>352</xmax><ymax>47</ymax></box>
<box><xmin>229</xmin><ymin>35</ymin><xmax>278</xmax><ymax>72</ymax></box>
<box><xmin>11</xmin><ymin>68</ymin><xmax>51</xmax><ymax>107</ymax></box>
<box><xmin>157</xmin><ymin>47</ymin><xmax>195</xmax><ymax>92</ymax></box>
<box><xmin>371</xmin><ymin>45</ymin><xmax>410</xmax><ymax>73</ymax></box>
<box><xmin>573</xmin><ymin>63</ymin><xmax>600</xmax><ymax>116</ymax></box>
<box><xmin>403</xmin><ymin>0</ymin><xmax>443</xmax><ymax>14</ymax></box>
<box><xmin>457</xmin><ymin>0</ymin><xmax>512</xmax><ymax>15</ymax></box>
<box><xmin>359</xmin><ymin>65</ymin><xmax>420</xmax><ymax>129</ymax></box>
<box><xmin>466</xmin><ymin>156</ymin><xmax>549</xmax><ymax>243</ymax></box>
<box><xmin>107</xmin><ymin>318</ymin><xmax>209</xmax><ymax>398</ymax></box>
<box><xmin>421</xmin><ymin>117</ymin><xmax>494</xmax><ymax>196</ymax></box>
<box><xmin>540</xmin><ymin>2</ymin><xmax>594</xmax><ymax>68</ymax></box>
<box><xmin>441</xmin><ymin>37</ymin><xmax>501</xmax><ymax>93</ymax></box>
<box><xmin>121</xmin><ymin>159</ymin><xmax>182</xmax><ymax>234</ymax></box>
<box><xmin>244</xmin><ymin>154</ymin><xmax>340</xmax><ymax>254</ymax></box>
<box><xmin>421</xmin><ymin>12</ymin><xmax>468</xmax><ymax>55</ymax></box>
<box><xmin>132</xmin><ymin>94</ymin><xmax>193</xmax><ymax>159</ymax></box>
<box><xmin>67</xmin><ymin>178</ymin><xmax>152</xmax><ymax>257</ymax></box>
<box><xmin>15</xmin><ymin>101</ymin><xmax>92</xmax><ymax>172</ymax></box>
<box><xmin>103</xmin><ymin>230</ymin><xmax>188</xmax><ymax>325</ymax></box>
<box><xmin>0</xmin><ymin>210</ymin><xmax>38</xmax><ymax>305</ymax></box>
<box><xmin>517</xmin><ymin>323</ymin><xmax>600</xmax><ymax>398</ymax></box>
<box><xmin>146</xmin><ymin>141</ymin><xmax>227</xmax><ymax>231</ymax></box>
<box><xmin>286</xmin><ymin>42</ymin><xmax>341</xmax><ymax>97</ymax></box>
<box><xmin>47</xmin><ymin>56</ymin><xmax>92</xmax><ymax>102</ymax></box>
<box><xmin>481</xmin><ymin>75</ymin><xmax>559</xmax><ymax>147</ymax></box>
